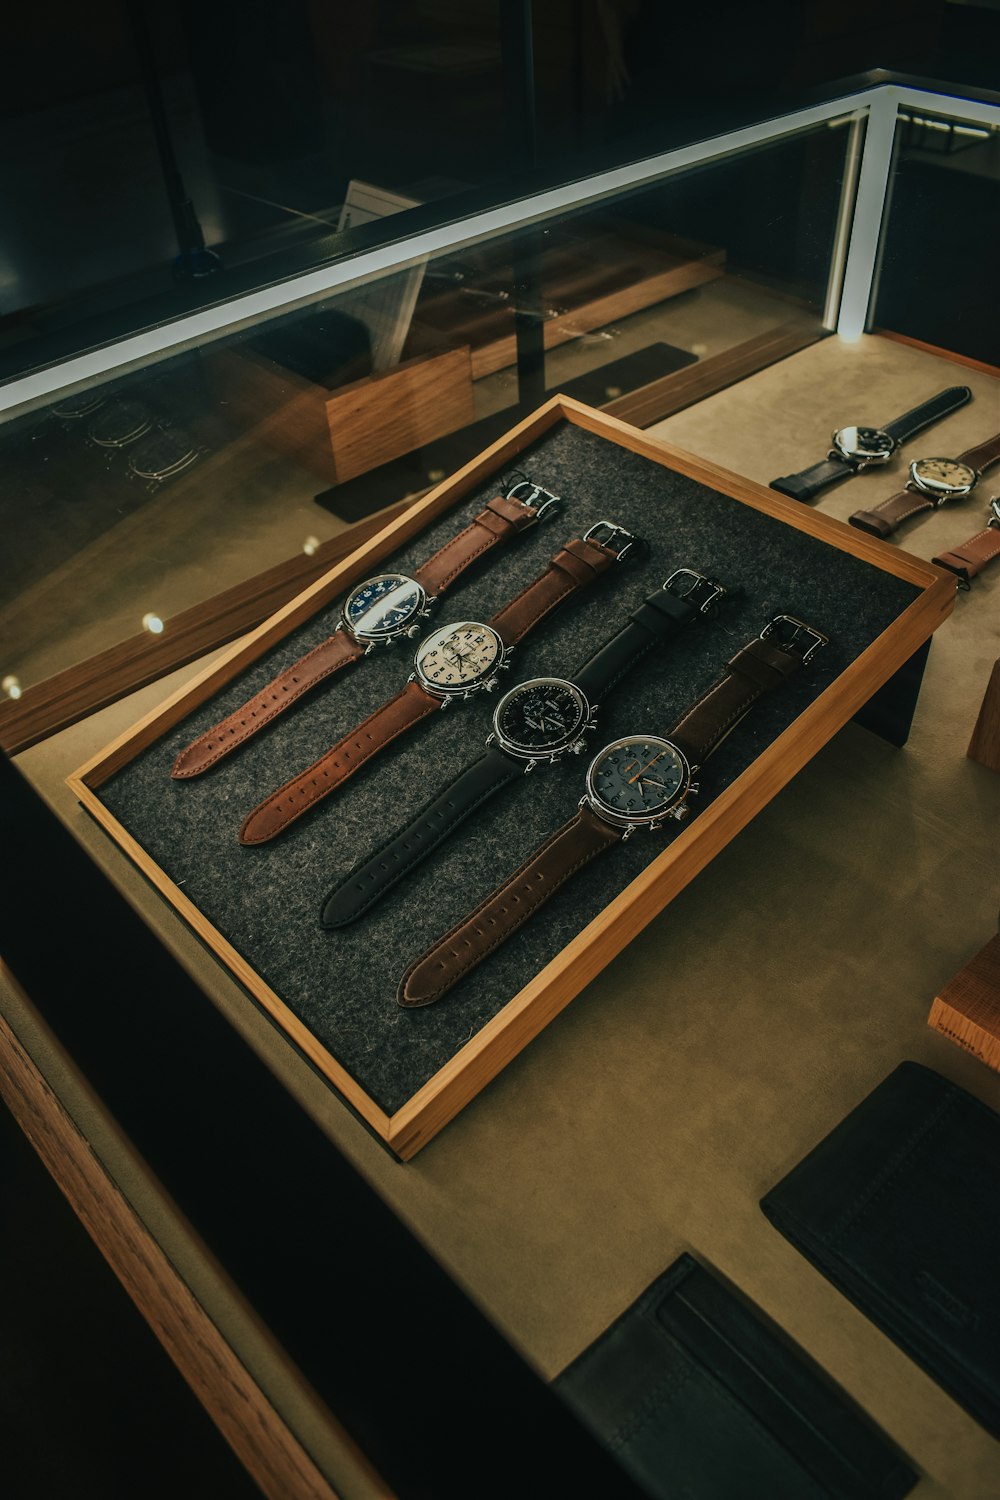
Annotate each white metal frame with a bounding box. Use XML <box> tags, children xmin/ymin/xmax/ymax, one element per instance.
<box><xmin>2</xmin><ymin>80</ymin><xmax>998</xmax><ymax>418</ymax></box>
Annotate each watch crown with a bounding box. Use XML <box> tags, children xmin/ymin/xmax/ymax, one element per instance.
<box><xmin>406</xmin><ymin>625</ymin><xmax>421</xmax><ymax>638</ymax></box>
<box><xmin>570</xmin><ymin>741</ymin><xmax>586</xmax><ymax>755</ymax></box>
<box><xmin>669</xmin><ymin>804</ymin><xmax>690</xmax><ymax>822</ymax></box>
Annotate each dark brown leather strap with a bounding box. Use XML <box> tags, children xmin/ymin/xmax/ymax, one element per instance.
<box><xmin>668</xmin><ymin>638</ymin><xmax>804</xmax><ymax>765</ymax></box>
<box><xmin>850</xmin><ymin>431</ymin><xmax>1000</xmax><ymax>540</ymax></box>
<box><xmin>238</xmin><ymin>532</ymin><xmax>625</xmax><ymax>842</ymax></box>
<box><xmin>172</xmin><ymin>632</ymin><xmax>366</xmax><ymax>779</ymax></box>
<box><xmin>397</xmin><ymin>807</ymin><xmax>622</xmax><ymax>1007</ymax></box>
<box><xmin>933</xmin><ymin>524</ymin><xmax>1000</xmax><ymax>585</ymax></box>
<box><xmin>240</xmin><ymin>680</ymin><xmax>438</xmax><ymax>844</ymax></box>
<box><xmin>412</xmin><ymin>492</ymin><xmax>541</xmax><ymax>595</ymax></box>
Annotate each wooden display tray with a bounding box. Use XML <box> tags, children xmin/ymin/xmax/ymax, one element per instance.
<box><xmin>68</xmin><ymin>397</ymin><xmax>955</xmax><ymax>1158</ymax></box>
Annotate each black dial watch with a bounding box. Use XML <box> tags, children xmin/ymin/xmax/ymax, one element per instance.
<box><xmin>320</xmin><ymin>568</ymin><xmax>728</xmax><ymax>928</ymax></box>
<box><xmin>770</xmin><ymin>385</ymin><xmax>971</xmax><ymax>503</ymax></box>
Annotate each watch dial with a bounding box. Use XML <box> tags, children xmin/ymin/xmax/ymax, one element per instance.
<box><xmin>494</xmin><ymin>678</ymin><xmax>586</xmax><ymax>753</ymax></box>
<box><xmin>834</xmin><ymin>426</ymin><xmax>894</xmax><ymax>461</ymax></box>
<box><xmin>343</xmin><ymin>574</ymin><xmax>423</xmax><ymax>638</ymax></box>
<box><xmin>416</xmin><ymin>621</ymin><xmax>502</xmax><ymax>691</ymax></box>
<box><xmin>911</xmin><ymin>457</ymin><xmax>976</xmax><ymax>494</ymax></box>
<box><xmin>587</xmin><ymin>736</ymin><xmax>688</xmax><ymax>822</ymax></box>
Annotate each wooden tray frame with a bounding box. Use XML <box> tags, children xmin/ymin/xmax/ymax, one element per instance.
<box><xmin>68</xmin><ymin>396</ymin><xmax>956</xmax><ymax>1159</ymax></box>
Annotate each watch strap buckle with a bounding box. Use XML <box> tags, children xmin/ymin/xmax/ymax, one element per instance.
<box><xmin>583</xmin><ymin>519</ymin><xmax>643</xmax><ymax>561</ymax></box>
<box><xmin>988</xmin><ymin>497</ymin><xmax>1000</xmax><ymax>531</ymax></box>
<box><xmin>504</xmin><ymin>473</ymin><xmax>563</xmax><ymax>523</ymax></box>
<box><xmin>663</xmin><ymin>568</ymin><xmax>727</xmax><ymax>615</ymax></box>
<box><xmin>759</xmin><ymin>613</ymin><xmax>829</xmax><ymax>665</ymax></box>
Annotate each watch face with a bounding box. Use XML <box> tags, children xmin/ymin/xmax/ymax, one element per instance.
<box><xmin>586</xmin><ymin>735</ymin><xmax>689</xmax><ymax>827</ymax></box>
<box><xmin>342</xmin><ymin>573</ymin><xmax>425</xmax><ymax>642</ymax></box>
<box><xmin>492</xmin><ymin>677</ymin><xmax>588</xmax><ymax>759</ymax></box>
<box><xmin>414</xmin><ymin>621</ymin><xmax>503</xmax><ymax>696</ymax></box>
<box><xmin>832</xmin><ymin>426</ymin><xmax>895</xmax><ymax>464</ymax></box>
<box><xmin>909</xmin><ymin>456</ymin><xmax>977</xmax><ymax>497</ymax></box>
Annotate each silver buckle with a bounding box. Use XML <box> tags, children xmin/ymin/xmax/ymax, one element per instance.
<box><xmin>583</xmin><ymin>519</ymin><xmax>641</xmax><ymax>561</ymax></box>
<box><xmin>988</xmin><ymin>497</ymin><xmax>1000</xmax><ymax>530</ymax></box>
<box><xmin>760</xmin><ymin>613</ymin><xmax>829</xmax><ymax>665</ymax></box>
<box><xmin>664</xmin><ymin>568</ymin><xmax>727</xmax><ymax>616</ymax></box>
<box><xmin>505</xmin><ymin>476</ymin><xmax>563</xmax><ymax>523</ymax></box>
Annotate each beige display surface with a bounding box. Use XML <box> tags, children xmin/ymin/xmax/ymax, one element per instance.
<box><xmin>66</xmin><ymin>394</ymin><xmax>951</xmax><ymax>1159</ymax></box>
<box><xmin>7</xmin><ymin>334</ymin><xmax>1000</xmax><ymax>1499</ymax></box>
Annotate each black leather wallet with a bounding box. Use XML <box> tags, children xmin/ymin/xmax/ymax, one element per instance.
<box><xmin>553</xmin><ymin>1253</ymin><xmax>915</xmax><ymax>1500</ymax></box>
<box><xmin>761</xmin><ymin>1061</ymin><xmax>1000</xmax><ymax>1440</ymax></box>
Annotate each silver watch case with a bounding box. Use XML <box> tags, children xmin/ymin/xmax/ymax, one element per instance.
<box><xmin>582</xmin><ymin>734</ymin><xmax>698</xmax><ymax>839</ymax></box>
<box><xmin>830</xmin><ymin>425</ymin><xmax>896</xmax><ymax>468</ymax></box>
<box><xmin>340</xmin><ymin>572</ymin><xmax>434</xmax><ymax>651</ymax></box>
<box><xmin>410</xmin><ymin>620</ymin><xmax>510</xmax><ymax>704</ymax></box>
<box><xmin>487</xmin><ymin>676</ymin><xmax>596</xmax><ymax>768</ymax></box>
<box><xmin>907</xmin><ymin>457</ymin><xmax>978</xmax><ymax>502</ymax></box>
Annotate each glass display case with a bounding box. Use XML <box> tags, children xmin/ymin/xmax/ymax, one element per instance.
<box><xmin>2</xmin><ymin>69</ymin><xmax>1000</xmax><ymax>1500</ymax></box>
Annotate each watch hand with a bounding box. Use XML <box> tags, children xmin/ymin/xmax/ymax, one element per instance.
<box><xmin>640</xmin><ymin>777</ymin><xmax>667</xmax><ymax>791</ymax></box>
<box><xmin>628</xmin><ymin>751</ymin><xmax>666</xmax><ymax>784</ymax></box>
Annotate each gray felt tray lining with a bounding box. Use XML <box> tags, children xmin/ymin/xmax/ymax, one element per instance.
<box><xmin>99</xmin><ymin>423</ymin><xmax>920</xmax><ymax>1116</ymax></box>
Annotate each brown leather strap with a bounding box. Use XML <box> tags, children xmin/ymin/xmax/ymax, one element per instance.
<box><xmin>412</xmin><ymin>492</ymin><xmax>541</xmax><ymax>595</ymax></box>
<box><xmin>850</xmin><ymin>430</ymin><xmax>1000</xmax><ymax>540</ymax></box>
<box><xmin>397</xmin><ymin>807</ymin><xmax>622</xmax><ymax>1007</ymax></box>
<box><xmin>172</xmin><ymin>632</ymin><xmax>366</xmax><ymax>778</ymax></box>
<box><xmin>668</xmin><ymin>638</ymin><xmax>804</xmax><ymax>765</ymax></box>
<box><xmin>933</xmin><ymin>525</ymin><xmax>1000</xmax><ymax>584</ymax></box>
<box><xmin>491</xmin><ymin>535</ymin><xmax>618</xmax><ymax>645</ymax></box>
<box><xmin>171</xmin><ymin>490</ymin><xmax>544</xmax><ymax>778</ymax></box>
<box><xmin>958</xmin><ymin>431</ymin><xmax>1000</xmax><ymax>475</ymax></box>
<box><xmin>239</xmin><ymin>680</ymin><xmax>438</xmax><ymax>844</ymax></box>
<box><xmin>237</xmin><ymin>531</ymin><xmax>624</xmax><ymax>842</ymax></box>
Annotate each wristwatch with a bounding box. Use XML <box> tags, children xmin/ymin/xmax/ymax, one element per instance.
<box><xmin>86</xmin><ymin>397</ymin><xmax>157</xmax><ymax>451</ymax></box>
<box><xmin>320</xmin><ymin>567</ymin><xmax>729</xmax><ymax>928</ymax></box>
<box><xmin>126</xmin><ymin>427</ymin><xmax>203</xmax><ymax>491</ymax></box>
<box><xmin>397</xmin><ymin>614</ymin><xmax>828</xmax><ymax>1007</ymax></box>
<box><xmin>171</xmin><ymin>476</ymin><xmax>564</xmax><ymax>778</ymax></box>
<box><xmin>769</xmin><ymin>386</ymin><xmax>971</xmax><ymax>503</ymax></box>
<box><xmin>238</xmin><ymin>521</ymin><xmax>642</xmax><ymax>845</ymax></box>
<box><xmin>848</xmin><ymin>431</ymin><xmax>1000</xmax><ymax>540</ymax></box>
<box><xmin>932</xmin><ymin>497</ymin><xmax>1000</xmax><ymax>588</ymax></box>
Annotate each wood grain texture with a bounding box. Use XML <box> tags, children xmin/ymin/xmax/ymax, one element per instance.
<box><xmin>69</xmin><ymin>397</ymin><xmax>955</xmax><ymax>1159</ymax></box>
<box><xmin>967</xmin><ymin>657</ymin><xmax>1000</xmax><ymax>772</ymax></box>
<box><xmin>928</xmin><ymin>933</ymin><xmax>1000</xmax><ymax>1073</ymax></box>
<box><xmin>325</xmin><ymin>344</ymin><xmax>474</xmax><ymax>483</ymax></box>
<box><xmin>0</xmin><ymin>501</ymin><xmax>411</xmax><ymax>757</ymax></box>
<box><xmin>0</xmin><ymin>965</ymin><xmax>380</xmax><ymax>1500</ymax></box>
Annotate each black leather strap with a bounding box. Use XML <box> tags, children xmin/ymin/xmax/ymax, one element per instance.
<box><xmin>321</xmin><ymin>747</ymin><xmax>520</xmax><ymax>928</ymax></box>
<box><xmin>574</xmin><ymin>585</ymin><xmax>708</xmax><ymax>702</ymax></box>
<box><xmin>770</xmin><ymin>457</ymin><xmax>851</xmax><ymax>504</ymax></box>
<box><xmin>882</xmin><ymin>384</ymin><xmax>971</xmax><ymax>444</ymax></box>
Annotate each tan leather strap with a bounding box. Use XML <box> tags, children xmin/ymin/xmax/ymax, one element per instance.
<box><xmin>933</xmin><ymin>524</ymin><xmax>1000</xmax><ymax>585</ymax></box>
<box><xmin>171</xmin><ymin>490</ymin><xmax>544</xmax><ymax>779</ymax></box>
<box><xmin>850</xmin><ymin>430</ymin><xmax>1000</xmax><ymax>541</ymax></box>
<box><xmin>172</xmin><ymin>632</ymin><xmax>366</xmax><ymax>779</ymax></box>
<box><xmin>397</xmin><ymin>807</ymin><xmax>622</xmax><ymax>1007</ymax></box>
<box><xmin>240</xmin><ymin>680</ymin><xmax>438</xmax><ymax>844</ymax></box>
<box><xmin>669</xmin><ymin>638</ymin><xmax>806</xmax><ymax>765</ymax></box>
<box><xmin>238</xmin><ymin>532</ymin><xmax>624</xmax><ymax>842</ymax></box>
<box><xmin>412</xmin><ymin>492</ymin><xmax>541</xmax><ymax>595</ymax></box>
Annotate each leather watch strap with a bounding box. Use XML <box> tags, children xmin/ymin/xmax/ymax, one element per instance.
<box><xmin>770</xmin><ymin>385</ymin><xmax>972</xmax><ymax>504</ymax></box>
<box><xmin>770</xmin><ymin>457</ymin><xmax>853</xmax><ymax>504</ymax></box>
<box><xmin>397</xmin><ymin>806</ymin><xmax>622</xmax><ymax>1007</ymax></box>
<box><xmin>668</xmin><ymin>638</ymin><xmax>805</xmax><ymax>765</ymax></box>
<box><xmin>850</xmin><ymin>431</ymin><xmax>1000</xmax><ymax>540</ymax></box>
<box><xmin>882</xmin><ymin>385</ymin><xmax>972</xmax><ymax>444</ymax></box>
<box><xmin>239</xmin><ymin>530</ymin><xmax>627</xmax><ymax>843</ymax></box>
<box><xmin>171</xmin><ymin>485</ymin><xmax>548</xmax><ymax>779</ymax></box>
<box><xmin>321</xmin><ymin>747</ymin><xmax>521</xmax><ymax>927</ymax></box>
<box><xmin>320</xmin><ymin>570</ymin><xmax>724</xmax><ymax>925</ymax></box>
<box><xmin>933</xmin><ymin>507</ymin><xmax>1000</xmax><ymax>585</ymax></box>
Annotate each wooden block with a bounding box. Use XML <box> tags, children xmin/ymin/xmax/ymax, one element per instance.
<box><xmin>929</xmin><ymin>932</ymin><xmax>1000</xmax><ymax>1071</ymax></box>
<box><xmin>967</xmin><ymin>657</ymin><xmax>1000</xmax><ymax>772</ymax></box>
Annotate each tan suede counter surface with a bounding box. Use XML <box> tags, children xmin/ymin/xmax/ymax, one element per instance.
<box><xmin>8</xmin><ymin>334</ymin><xmax>1000</xmax><ymax>1498</ymax></box>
